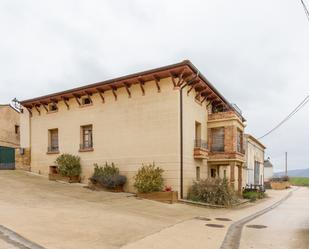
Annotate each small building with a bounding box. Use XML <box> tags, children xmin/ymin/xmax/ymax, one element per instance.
<box><xmin>19</xmin><ymin>60</ymin><xmax>246</xmax><ymax>197</ymax></box>
<box><xmin>264</xmin><ymin>158</ymin><xmax>274</xmax><ymax>182</ymax></box>
<box><xmin>0</xmin><ymin>104</ymin><xmax>20</xmax><ymax>169</ymax></box>
<box><xmin>244</xmin><ymin>134</ymin><xmax>266</xmax><ymax>186</ymax></box>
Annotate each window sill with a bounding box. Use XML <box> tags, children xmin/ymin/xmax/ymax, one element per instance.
<box><xmin>79</xmin><ymin>103</ymin><xmax>93</xmax><ymax>108</ymax></box>
<box><xmin>47</xmin><ymin>110</ymin><xmax>58</xmax><ymax>114</ymax></box>
<box><xmin>47</xmin><ymin>151</ymin><xmax>60</xmax><ymax>154</ymax></box>
<box><xmin>79</xmin><ymin>148</ymin><xmax>94</xmax><ymax>152</ymax></box>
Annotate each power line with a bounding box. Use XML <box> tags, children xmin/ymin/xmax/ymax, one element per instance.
<box><xmin>301</xmin><ymin>0</ymin><xmax>309</xmax><ymax>23</ymax></box>
<box><xmin>258</xmin><ymin>95</ymin><xmax>309</xmax><ymax>139</ymax></box>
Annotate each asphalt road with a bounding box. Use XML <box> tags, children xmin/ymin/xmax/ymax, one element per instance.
<box><xmin>240</xmin><ymin>187</ymin><xmax>309</xmax><ymax>249</ymax></box>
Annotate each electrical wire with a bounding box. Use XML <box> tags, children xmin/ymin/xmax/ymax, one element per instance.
<box><xmin>301</xmin><ymin>0</ymin><xmax>309</xmax><ymax>23</ymax></box>
<box><xmin>258</xmin><ymin>95</ymin><xmax>309</xmax><ymax>139</ymax></box>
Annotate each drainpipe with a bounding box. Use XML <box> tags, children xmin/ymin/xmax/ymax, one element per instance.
<box><xmin>179</xmin><ymin>71</ymin><xmax>199</xmax><ymax>199</ymax></box>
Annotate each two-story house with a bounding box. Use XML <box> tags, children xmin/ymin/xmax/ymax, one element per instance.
<box><xmin>0</xmin><ymin>104</ymin><xmax>20</xmax><ymax>169</ymax></box>
<box><xmin>19</xmin><ymin>60</ymin><xmax>246</xmax><ymax>197</ymax></box>
<box><xmin>244</xmin><ymin>134</ymin><xmax>266</xmax><ymax>186</ymax></box>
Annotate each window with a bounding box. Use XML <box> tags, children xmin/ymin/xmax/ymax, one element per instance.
<box><xmin>211</xmin><ymin>127</ymin><xmax>225</xmax><ymax>152</ymax></box>
<box><xmin>48</xmin><ymin>129</ymin><xmax>59</xmax><ymax>152</ymax></box>
<box><xmin>237</xmin><ymin>129</ymin><xmax>243</xmax><ymax>153</ymax></box>
<box><xmin>80</xmin><ymin>125</ymin><xmax>93</xmax><ymax>150</ymax></box>
<box><xmin>81</xmin><ymin>97</ymin><xmax>92</xmax><ymax>105</ymax></box>
<box><xmin>196</xmin><ymin>166</ymin><xmax>200</xmax><ymax>181</ymax></box>
<box><xmin>15</xmin><ymin>125</ymin><xmax>20</xmax><ymax>134</ymax></box>
<box><xmin>48</xmin><ymin>103</ymin><xmax>58</xmax><ymax>112</ymax></box>
<box><xmin>195</xmin><ymin>122</ymin><xmax>201</xmax><ymax>140</ymax></box>
<box><xmin>254</xmin><ymin>161</ymin><xmax>260</xmax><ymax>184</ymax></box>
<box><xmin>223</xmin><ymin>170</ymin><xmax>227</xmax><ymax>179</ymax></box>
<box><xmin>211</xmin><ymin>168</ymin><xmax>217</xmax><ymax>178</ymax></box>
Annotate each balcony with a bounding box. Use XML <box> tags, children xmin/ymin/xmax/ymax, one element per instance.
<box><xmin>193</xmin><ymin>139</ymin><xmax>209</xmax><ymax>159</ymax></box>
<box><xmin>208</xmin><ymin>110</ymin><xmax>243</xmax><ymax>122</ymax></box>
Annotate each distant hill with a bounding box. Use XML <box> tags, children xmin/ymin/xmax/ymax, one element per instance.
<box><xmin>274</xmin><ymin>168</ymin><xmax>309</xmax><ymax>177</ymax></box>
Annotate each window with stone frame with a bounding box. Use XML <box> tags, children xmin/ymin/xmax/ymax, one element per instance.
<box><xmin>81</xmin><ymin>125</ymin><xmax>93</xmax><ymax>149</ymax></box>
<box><xmin>48</xmin><ymin>129</ymin><xmax>59</xmax><ymax>152</ymax></box>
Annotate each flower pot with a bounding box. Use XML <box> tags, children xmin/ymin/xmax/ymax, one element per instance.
<box><xmin>136</xmin><ymin>191</ymin><xmax>178</xmax><ymax>204</ymax></box>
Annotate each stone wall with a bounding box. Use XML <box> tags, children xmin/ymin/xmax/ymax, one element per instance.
<box><xmin>15</xmin><ymin>148</ymin><xmax>31</xmax><ymax>171</ymax></box>
<box><xmin>0</xmin><ymin>105</ymin><xmax>20</xmax><ymax>148</ymax></box>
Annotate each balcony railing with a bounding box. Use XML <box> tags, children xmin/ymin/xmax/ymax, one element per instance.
<box><xmin>193</xmin><ymin>139</ymin><xmax>208</xmax><ymax>159</ymax></box>
<box><xmin>194</xmin><ymin>139</ymin><xmax>208</xmax><ymax>149</ymax></box>
<box><xmin>47</xmin><ymin>146</ymin><xmax>59</xmax><ymax>153</ymax></box>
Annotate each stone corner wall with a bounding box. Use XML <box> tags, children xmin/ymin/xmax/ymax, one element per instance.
<box><xmin>15</xmin><ymin>148</ymin><xmax>31</xmax><ymax>171</ymax></box>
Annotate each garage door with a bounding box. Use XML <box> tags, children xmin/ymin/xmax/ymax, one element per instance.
<box><xmin>0</xmin><ymin>146</ymin><xmax>15</xmax><ymax>170</ymax></box>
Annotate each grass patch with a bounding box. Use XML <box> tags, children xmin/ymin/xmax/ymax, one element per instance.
<box><xmin>243</xmin><ymin>191</ymin><xmax>266</xmax><ymax>202</ymax></box>
<box><xmin>289</xmin><ymin>177</ymin><xmax>309</xmax><ymax>187</ymax></box>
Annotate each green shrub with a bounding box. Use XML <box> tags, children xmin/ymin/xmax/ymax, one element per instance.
<box><xmin>134</xmin><ymin>163</ymin><xmax>164</xmax><ymax>193</ymax></box>
<box><xmin>243</xmin><ymin>190</ymin><xmax>265</xmax><ymax>202</ymax></box>
<box><xmin>93</xmin><ymin>162</ymin><xmax>119</xmax><ymax>178</ymax></box>
<box><xmin>188</xmin><ymin>178</ymin><xmax>238</xmax><ymax>206</ymax></box>
<box><xmin>55</xmin><ymin>154</ymin><xmax>81</xmax><ymax>177</ymax></box>
<box><xmin>90</xmin><ymin>162</ymin><xmax>126</xmax><ymax>189</ymax></box>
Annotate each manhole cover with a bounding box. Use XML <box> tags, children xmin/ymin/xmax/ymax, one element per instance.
<box><xmin>246</xmin><ymin>225</ymin><xmax>267</xmax><ymax>229</ymax></box>
<box><xmin>215</xmin><ymin>218</ymin><xmax>232</xmax><ymax>221</ymax></box>
<box><xmin>195</xmin><ymin>217</ymin><xmax>211</xmax><ymax>221</ymax></box>
<box><xmin>206</xmin><ymin>224</ymin><xmax>225</xmax><ymax>228</ymax></box>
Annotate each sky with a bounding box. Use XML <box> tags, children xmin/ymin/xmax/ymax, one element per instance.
<box><xmin>0</xmin><ymin>0</ymin><xmax>308</xmax><ymax>172</ymax></box>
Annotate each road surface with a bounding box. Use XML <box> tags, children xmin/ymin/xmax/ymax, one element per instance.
<box><xmin>240</xmin><ymin>187</ymin><xmax>309</xmax><ymax>249</ymax></box>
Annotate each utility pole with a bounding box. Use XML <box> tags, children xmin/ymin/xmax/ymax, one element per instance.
<box><xmin>285</xmin><ymin>152</ymin><xmax>288</xmax><ymax>176</ymax></box>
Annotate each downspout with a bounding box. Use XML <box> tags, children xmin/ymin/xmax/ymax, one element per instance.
<box><xmin>179</xmin><ymin>71</ymin><xmax>199</xmax><ymax>199</ymax></box>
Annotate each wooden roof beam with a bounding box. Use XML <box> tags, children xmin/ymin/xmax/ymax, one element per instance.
<box><xmin>96</xmin><ymin>88</ymin><xmax>105</xmax><ymax>103</ymax></box>
<box><xmin>61</xmin><ymin>97</ymin><xmax>70</xmax><ymax>110</ymax></box>
<box><xmin>40</xmin><ymin>102</ymin><xmax>48</xmax><ymax>112</ymax></box>
<box><xmin>187</xmin><ymin>81</ymin><xmax>200</xmax><ymax>95</ymax></box>
<box><xmin>26</xmin><ymin>108</ymin><xmax>33</xmax><ymax>117</ymax></box>
<box><xmin>123</xmin><ymin>82</ymin><xmax>131</xmax><ymax>98</ymax></box>
<box><xmin>73</xmin><ymin>94</ymin><xmax>81</xmax><ymax>106</ymax></box>
<box><xmin>178</xmin><ymin>72</ymin><xmax>193</xmax><ymax>87</ymax></box>
<box><xmin>169</xmin><ymin>72</ymin><xmax>177</xmax><ymax>87</ymax></box>
<box><xmin>138</xmin><ymin>78</ymin><xmax>145</xmax><ymax>95</ymax></box>
<box><xmin>110</xmin><ymin>86</ymin><xmax>117</xmax><ymax>100</ymax></box>
<box><xmin>153</xmin><ymin>75</ymin><xmax>161</xmax><ymax>92</ymax></box>
<box><xmin>34</xmin><ymin>104</ymin><xmax>41</xmax><ymax>115</ymax></box>
<box><xmin>176</xmin><ymin>69</ymin><xmax>186</xmax><ymax>86</ymax></box>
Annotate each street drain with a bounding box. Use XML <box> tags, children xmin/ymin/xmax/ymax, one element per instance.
<box><xmin>215</xmin><ymin>218</ymin><xmax>232</xmax><ymax>221</ymax></box>
<box><xmin>246</xmin><ymin>225</ymin><xmax>267</xmax><ymax>229</ymax></box>
<box><xmin>195</xmin><ymin>217</ymin><xmax>211</xmax><ymax>221</ymax></box>
<box><xmin>206</xmin><ymin>224</ymin><xmax>225</xmax><ymax>228</ymax></box>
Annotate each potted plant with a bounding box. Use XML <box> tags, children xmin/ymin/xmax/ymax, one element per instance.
<box><xmin>89</xmin><ymin>162</ymin><xmax>126</xmax><ymax>192</ymax></box>
<box><xmin>49</xmin><ymin>154</ymin><xmax>81</xmax><ymax>183</ymax></box>
<box><xmin>134</xmin><ymin>163</ymin><xmax>178</xmax><ymax>203</ymax></box>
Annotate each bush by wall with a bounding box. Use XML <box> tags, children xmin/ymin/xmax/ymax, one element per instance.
<box><xmin>243</xmin><ymin>190</ymin><xmax>266</xmax><ymax>202</ymax></box>
<box><xmin>188</xmin><ymin>178</ymin><xmax>237</xmax><ymax>206</ymax></box>
<box><xmin>90</xmin><ymin>163</ymin><xmax>126</xmax><ymax>189</ymax></box>
<box><xmin>134</xmin><ymin>163</ymin><xmax>164</xmax><ymax>193</ymax></box>
<box><xmin>55</xmin><ymin>154</ymin><xmax>81</xmax><ymax>177</ymax></box>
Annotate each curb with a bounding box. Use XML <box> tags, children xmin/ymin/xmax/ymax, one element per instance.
<box><xmin>220</xmin><ymin>189</ymin><xmax>295</xmax><ymax>249</ymax></box>
<box><xmin>0</xmin><ymin>225</ymin><xmax>45</xmax><ymax>249</ymax></box>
